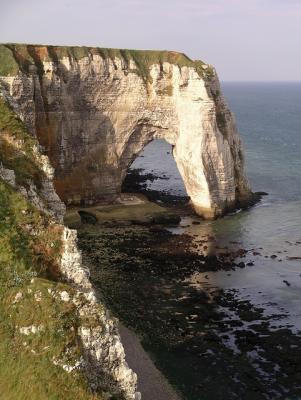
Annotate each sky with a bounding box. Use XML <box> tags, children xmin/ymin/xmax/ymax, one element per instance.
<box><xmin>1</xmin><ymin>0</ymin><xmax>301</xmax><ymax>81</ymax></box>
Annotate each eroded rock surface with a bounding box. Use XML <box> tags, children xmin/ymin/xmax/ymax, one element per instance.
<box><xmin>0</xmin><ymin>44</ymin><xmax>251</xmax><ymax>218</ymax></box>
<box><xmin>0</xmin><ymin>94</ymin><xmax>139</xmax><ymax>399</ymax></box>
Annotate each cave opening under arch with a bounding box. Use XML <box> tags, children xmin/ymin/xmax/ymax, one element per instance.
<box><xmin>121</xmin><ymin>138</ymin><xmax>190</xmax><ymax>207</ymax></box>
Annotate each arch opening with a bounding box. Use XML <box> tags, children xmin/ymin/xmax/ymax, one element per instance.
<box><xmin>122</xmin><ymin>138</ymin><xmax>190</xmax><ymax>207</ymax></box>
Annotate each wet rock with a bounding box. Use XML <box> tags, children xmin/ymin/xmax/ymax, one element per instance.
<box><xmin>78</xmin><ymin>210</ymin><xmax>97</xmax><ymax>225</ymax></box>
<box><xmin>151</xmin><ymin>213</ymin><xmax>181</xmax><ymax>225</ymax></box>
<box><xmin>255</xmin><ymin>191</ymin><xmax>269</xmax><ymax>196</ymax></box>
<box><xmin>76</xmin><ymin>221</ymin><xmax>301</xmax><ymax>400</ymax></box>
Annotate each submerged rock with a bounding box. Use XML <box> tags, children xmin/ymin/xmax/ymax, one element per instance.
<box><xmin>78</xmin><ymin>210</ymin><xmax>98</xmax><ymax>225</ymax></box>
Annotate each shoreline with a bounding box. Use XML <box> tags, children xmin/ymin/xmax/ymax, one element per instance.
<box><xmin>77</xmin><ymin>219</ymin><xmax>301</xmax><ymax>399</ymax></box>
<box><xmin>119</xmin><ymin>323</ymin><xmax>182</xmax><ymax>400</ymax></box>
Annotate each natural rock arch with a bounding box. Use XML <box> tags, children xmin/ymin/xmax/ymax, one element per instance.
<box><xmin>0</xmin><ymin>44</ymin><xmax>252</xmax><ymax>218</ymax></box>
<box><xmin>119</xmin><ymin>125</ymin><xmax>207</xmax><ymax>209</ymax></box>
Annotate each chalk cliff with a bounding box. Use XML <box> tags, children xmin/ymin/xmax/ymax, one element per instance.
<box><xmin>0</xmin><ymin>94</ymin><xmax>139</xmax><ymax>399</ymax></box>
<box><xmin>0</xmin><ymin>44</ymin><xmax>251</xmax><ymax>218</ymax></box>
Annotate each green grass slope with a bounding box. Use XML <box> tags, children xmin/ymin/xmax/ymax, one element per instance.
<box><xmin>0</xmin><ymin>97</ymin><xmax>45</xmax><ymax>188</ymax></box>
<box><xmin>0</xmin><ymin>43</ymin><xmax>213</xmax><ymax>82</ymax></box>
<box><xmin>0</xmin><ymin>99</ymin><xmax>108</xmax><ymax>399</ymax></box>
<box><xmin>0</xmin><ymin>180</ymin><xmax>106</xmax><ymax>400</ymax></box>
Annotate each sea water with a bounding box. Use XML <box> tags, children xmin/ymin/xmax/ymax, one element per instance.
<box><xmin>102</xmin><ymin>82</ymin><xmax>301</xmax><ymax>399</ymax></box>
<box><xmin>131</xmin><ymin>82</ymin><xmax>301</xmax><ymax>330</ymax></box>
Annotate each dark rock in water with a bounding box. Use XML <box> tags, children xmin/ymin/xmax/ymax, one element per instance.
<box><xmin>237</xmin><ymin>262</ymin><xmax>246</xmax><ymax>268</ymax></box>
<box><xmin>78</xmin><ymin>210</ymin><xmax>97</xmax><ymax>224</ymax></box>
<box><xmin>122</xmin><ymin>168</ymin><xmax>190</xmax><ymax>206</ymax></box>
<box><xmin>255</xmin><ymin>191</ymin><xmax>269</xmax><ymax>196</ymax></box>
<box><xmin>151</xmin><ymin>213</ymin><xmax>181</xmax><ymax>225</ymax></box>
<box><xmin>238</xmin><ymin>192</ymin><xmax>262</xmax><ymax>209</ymax></box>
<box><xmin>237</xmin><ymin>248</ymin><xmax>247</xmax><ymax>258</ymax></box>
<box><xmin>270</xmin><ymin>254</ymin><xmax>277</xmax><ymax>259</ymax></box>
<box><xmin>283</xmin><ymin>280</ymin><xmax>291</xmax><ymax>286</ymax></box>
<box><xmin>192</xmin><ymin>221</ymin><xmax>201</xmax><ymax>225</ymax></box>
<box><xmin>247</xmin><ymin>262</ymin><xmax>254</xmax><ymax>266</ymax></box>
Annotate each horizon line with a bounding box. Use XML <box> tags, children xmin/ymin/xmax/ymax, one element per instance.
<box><xmin>221</xmin><ymin>80</ymin><xmax>301</xmax><ymax>83</ymax></box>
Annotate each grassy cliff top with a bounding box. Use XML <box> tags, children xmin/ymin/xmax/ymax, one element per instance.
<box><xmin>0</xmin><ymin>43</ymin><xmax>213</xmax><ymax>81</ymax></box>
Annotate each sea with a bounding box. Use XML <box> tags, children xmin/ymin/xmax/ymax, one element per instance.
<box><xmin>125</xmin><ymin>82</ymin><xmax>301</xmax><ymax>399</ymax></box>
<box><xmin>131</xmin><ymin>82</ymin><xmax>301</xmax><ymax>331</ymax></box>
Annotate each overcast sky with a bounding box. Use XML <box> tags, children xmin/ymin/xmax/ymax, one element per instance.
<box><xmin>1</xmin><ymin>0</ymin><xmax>301</xmax><ymax>81</ymax></box>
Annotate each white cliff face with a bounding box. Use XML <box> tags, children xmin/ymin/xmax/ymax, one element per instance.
<box><xmin>0</xmin><ymin>83</ymin><xmax>139</xmax><ymax>399</ymax></box>
<box><xmin>0</xmin><ymin>45</ymin><xmax>251</xmax><ymax>218</ymax></box>
<box><xmin>60</xmin><ymin>227</ymin><xmax>140</xmax><ymax>400</ymax></box>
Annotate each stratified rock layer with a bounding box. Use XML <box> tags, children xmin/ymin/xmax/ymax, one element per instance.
<box><xmin>0</xmin><ymin>44</ymin><xmax>251</xmax><ymax>218</ymax></box>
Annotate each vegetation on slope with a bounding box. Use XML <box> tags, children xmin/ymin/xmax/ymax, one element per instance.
<box><xmin>0</xmin><ymin>97</ymin><xmax>45</xmax><ymax>188</ymax></box>
<box><xmin>0</xmin><ymin>99</ymin><xmax>112</xmax><ymax>399</ymax></box>
<box><xmin>0</xmin><ymin>180</ymin><xmax>106</xmax><ymax>400</ymax></box>
<box><xmin>0</xmin><ymin>45</ymin><xmax>19</xmax><ymax>76</ymax></box>
<box><xmin>0</xmin><ymin>43</ymin><xmax>214</xmax><ymax>82</ymax></box>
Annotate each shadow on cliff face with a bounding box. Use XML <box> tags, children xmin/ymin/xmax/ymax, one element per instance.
<box><xmin>30</xmin><ymin>58</ymin><xmax>124</xmax><ymax>205</ymax></box>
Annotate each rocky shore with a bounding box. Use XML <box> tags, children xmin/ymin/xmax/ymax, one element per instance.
<box><xmin>68</xmin><ymin>194</ymin><xmax>301</xmax><ymax>400</ymax></box>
